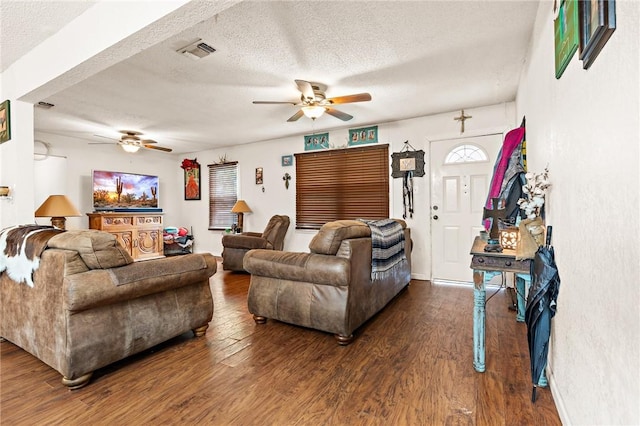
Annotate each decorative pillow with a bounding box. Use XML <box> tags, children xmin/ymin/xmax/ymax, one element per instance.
<box><xmin>309</xmin><ymin>220</ymin><xmax>371</xmax><ymax>255</ymax></box>
<box><xmin>47</xmin><ymin>230</ymin><xmax>134</xmax><ymax>269</ymax></box>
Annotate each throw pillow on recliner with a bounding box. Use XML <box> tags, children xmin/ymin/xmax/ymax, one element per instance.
<box><xmin>47</xmin><ymin>230</ymin><xmax>134</xmax><ymax>269</ymax></box>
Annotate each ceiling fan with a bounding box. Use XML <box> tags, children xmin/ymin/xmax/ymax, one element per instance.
<box><xmin>253</xmin><ymin>80</ymin><xmax>372</xmax><ymax>122</ymax></box>
<box><xmin>91</xmin><ymin>130</ymin><xmax>173</xmax><ymax>153</ymax></box>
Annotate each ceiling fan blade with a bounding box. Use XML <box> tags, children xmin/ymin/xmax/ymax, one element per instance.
<box><xmin>325</xmin><ymin>93</ymin><xmax>372</xmax><ymax>104</ymax></box>
<box><xmin>89</xmin><ymin>142</ymin><xmax>115</xmax><ymax>145</ymax></box>
<box><xmin>295</xmin><ymin>79</ymin><xmax>315</xmax><ymax>101</ymax></box>
<box><xmin>93</xmin><ymin>134</ymin><xmax>119</xmax><ymax>141</ymax></box>
<box><xmin>287</xmin><ymin>110</ymin><xmax>304</xmax><ymax>122</ymax></box>
<box><xmin>325</xmin><ymin>108</ymin><xmax>353</xmax><ymax>121</ymax></box>
<box><xmin>141</xmin><ymin>139</ymin><xmax>157</xmax><ymax>144</ymax></box>
<box><xmin>253</xmin><ymin>101</ymin><xmax>298</xmax><ymax>105</ymax></box>
<box><xmin>144</xmin><ymin>144</ymin><xmax>172</xmax><ymax>152</ymax></box>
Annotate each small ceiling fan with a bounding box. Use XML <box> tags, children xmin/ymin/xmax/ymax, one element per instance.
<box><xmin>91</xmin><ymin>130</ymin><xmax>173</xmax><ymax>153</ymax></box>
<box><xmin>253</xmin><ymin>79</ymin><xmax>372</xmax><ymax>122</ymax></box>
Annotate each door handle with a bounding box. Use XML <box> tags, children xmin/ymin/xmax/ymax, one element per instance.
<box><xmin>433</xmin><ymin>215</ymin><xmax>439</xmax><ymax>220</ymax></box>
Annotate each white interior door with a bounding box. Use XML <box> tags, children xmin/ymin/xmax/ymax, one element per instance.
<box><xmin>430</xmin><ymin>134</ymin><xmax>502</xmax><ymax>283</ymax></box>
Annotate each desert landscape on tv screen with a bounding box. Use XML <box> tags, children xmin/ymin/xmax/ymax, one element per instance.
<box><xmin>93</xmin><ymin>171</ymin><xmax>158</xmax><ymax>210</ymax></box>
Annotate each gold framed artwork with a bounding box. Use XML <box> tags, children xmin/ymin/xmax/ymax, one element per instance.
<box><xmin>255</xmin><ymin>167</ymin><xmax>263</xmax><ymax>184</ymax></box>
<box><xmin>0</xmin><ymin>100</ymin><xmax>11</xmax><ymax>144</ymax></box>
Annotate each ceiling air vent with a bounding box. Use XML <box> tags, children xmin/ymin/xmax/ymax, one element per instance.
<box><xmin>177</xmin><ymin>39</ymin><xmax>216</xmax><ymax>60</ymax></box>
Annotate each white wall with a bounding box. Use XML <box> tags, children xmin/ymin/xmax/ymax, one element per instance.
<box><xmin>177</xmin><ymin>102</ymin><xmax>516</xmax><ymax>280</ymax></box>
<box><xmin>30</xmin><ymin>132</ymin><xmax>182</xmax><ymax>231</ymax></box>
<box><xmin>516</xmin><ymin>2</ymin><xmax>640</xmax><ymax>424</ymax></box>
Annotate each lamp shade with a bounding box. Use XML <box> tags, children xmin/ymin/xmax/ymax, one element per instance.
<box><xmin>35</xmin><ymin>195</ymin><xmax>82</xmax><ymax>218</ymax></box>
<box><xmin>231</xmin><ymin>200</ymin><xmax>252</xmax><ymax>213</ymax></box>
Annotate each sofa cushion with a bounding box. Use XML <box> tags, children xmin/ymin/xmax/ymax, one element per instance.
<box><xmin>48</xmin><ymin>230</ymin><xmax>134</xmax><ymax>270</ymax></box>
<box><xmin>309</xmin><ymin>220</ymin><xmax>371</xmax><ymax>255</ymax></box>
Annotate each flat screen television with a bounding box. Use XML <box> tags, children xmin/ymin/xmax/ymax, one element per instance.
<box><xmin>92</xmin><ymin>170</ymin><xmax>161</xmax><ymax>212</ymax></box>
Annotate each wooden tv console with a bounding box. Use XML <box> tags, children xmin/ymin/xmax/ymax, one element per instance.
<box><xmin>87</xmin><ymin>212</ymin><xmax>164</xmax><ymax>261</ymax></box>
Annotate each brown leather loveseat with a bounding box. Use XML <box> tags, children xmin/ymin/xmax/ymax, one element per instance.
<box><xmin>243</xmin><ymin>219</ymin><xmax>411</xmax><ymax>344</ymax></box>
<box><xmin>0</xmin><ymin>229</ymin><xmax>217</xmax><ymax>389</ymax></box>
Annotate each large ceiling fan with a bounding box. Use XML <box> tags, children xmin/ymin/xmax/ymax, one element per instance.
<box><xmin>91</xmin><ymin>130</ymin><xmax>173</xmax><ymax>153</ymax></box>
<box><xmin>253</xmin><ymin>79</ymin><xmax>372</xmax><ymax>122</ymax></box>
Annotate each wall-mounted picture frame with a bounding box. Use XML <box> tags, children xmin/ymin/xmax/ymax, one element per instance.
<box><xmin>578</xmin><ymin>0</ymin><xmax>616</xmax><ymax>69</ymax></box>
<box><xmin>182</xmin><ymin>159</ymin><xmax>201</xmax><ymax>200</ymax></box>
<box><xmin>281</xmin><ymin>155</ymin><xmax>293</xmax><ymax>166</ymax></box>
<box><xmin>391</xmin><ymin>150</ymin><xmax>426</xmax><ymax>178</ymax></box>
<box><xmin>256</xmin><ymin>167</ymin><xmax>263</xmax><ymax>184</ymax></box>
<box><xmin>0</xmin><ymin>100</ymin><xmax>11</xmax><ymax>144</ymax></box>
<box><xmin>304</xmin><ymin>133</ymin><xmax>329</xmax><ymax>151</ymax></box>
<box><xmin>348</xmin><ymin>125</ymin><xmax>377</xmax><ymax>146</ymax></box>
<box><xmin>554</xmin><ymin>0</ymin><xmax>579</xmax><ymax>79</ymax></box>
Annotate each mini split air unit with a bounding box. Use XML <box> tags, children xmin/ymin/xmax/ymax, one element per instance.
<box><xmin>177</xmin><ymin>39</ymin><xmax>216</xmax><ymax>60</ymax></box>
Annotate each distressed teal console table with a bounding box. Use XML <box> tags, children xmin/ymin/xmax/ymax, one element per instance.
<box><xmin>469</xmin><ymin>237</ymin><xmax>532</xmax><ymax>373</ymax></box>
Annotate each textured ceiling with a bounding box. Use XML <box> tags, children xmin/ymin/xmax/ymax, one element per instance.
<box><xmin>2</xmin><ymin>0</ymin><xmax>540</xmax><ymax>154</ymax></box>
<box><xmin>0</xmin><ymin>0</ymin><xmax>97</xmax><ymax>71</ymax></box>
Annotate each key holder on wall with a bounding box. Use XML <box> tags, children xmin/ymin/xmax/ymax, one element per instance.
<box><xmin>390</xmin><ymin>141</ymin><xmax>425</xmax><ymax>178</ymax></box>
<box><xmin>391</xmin><ymin>141</ymin><xmax>425</xmax><ymax>220</ymax></box>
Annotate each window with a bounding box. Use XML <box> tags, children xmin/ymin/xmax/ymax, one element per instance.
<box><xmin>295</xmin><ymin>144</ymin><xmax>389</xmax><ymax>229</ymax></box>
<box><xmin>208</xmin><ymin>162</ymin><xmax>238</xmax><ymax>230</ymax></box>
<box><xmin>444</xmin><ymin>144</ymin><xmax>488</xmax><ymax>164</ymax></box>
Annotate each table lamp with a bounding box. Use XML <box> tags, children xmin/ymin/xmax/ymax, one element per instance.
<box><xmin>35</xmin><ymin>194</ymin><xmax>82</xmax><ymax>230</ymax></box>
<box><xmin>230</xmin><ymin>200</ymin><xmax>252</xmax><ymax>233</ymax></box>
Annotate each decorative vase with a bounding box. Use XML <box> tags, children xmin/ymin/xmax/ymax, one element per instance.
<box><xmin>526</xmin><ymin>222</ymin><xmax>545</xmax><ymax>247</ymax></box>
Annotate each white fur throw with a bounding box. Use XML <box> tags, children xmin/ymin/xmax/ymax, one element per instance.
<box><xmin>0</xmin><ymin>225</ymin><xmax>64</xmax><ymax>287</ymax></box>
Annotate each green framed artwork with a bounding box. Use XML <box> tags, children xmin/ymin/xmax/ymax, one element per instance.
<box><xmin>0</xmin><ymin>100</ymin><xmax>11</xmax><ymax>144</ymax></box>
<box><xmin>348</xmin><ymin>125</ymin><xmax>377</xmax><ymax>146</ymax></box>
<box><xmin>554</xmin><ymin>0</ymin><xmax>579</xmax><ymax>79</ymax></box>
<box><xmin>304</xmin><ymin>133</ymin><xmax>329</xmax><ymax>151</ymax></box>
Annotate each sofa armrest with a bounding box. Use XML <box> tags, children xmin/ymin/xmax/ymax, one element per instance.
<box><xmin>222</xmin><ymin>234</ymin><xmax>272</xmax><ymax>250</ymax></box>
<box><xmin>64</xmin><ymin>253</ymin><xmax>217</xmax><ymax>312</ymax></box>
<box><xmin>244</xmin><ymin>249</ymin><xmax>349</xmax><ymax>287</ymax></box>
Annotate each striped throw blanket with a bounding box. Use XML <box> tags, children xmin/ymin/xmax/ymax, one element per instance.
<box><xmin>358</xmin><ymin>219</ymin><xmax>406</xmax><ymax>280</ymax></box>
<box><xmin>0</xmin><ymin>224</ymin><xmax>64</xmax><ymax>287</ymax></box>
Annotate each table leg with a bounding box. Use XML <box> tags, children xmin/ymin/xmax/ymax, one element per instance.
<box><xmin>515</xmin><ymin>273</ymin><xmax>530</xmax><ymax>322</ymax></box>
<box><xmin>473</xmin><ymin>270</ymin><xmax>486</xmax><ymax>372</ymax></box>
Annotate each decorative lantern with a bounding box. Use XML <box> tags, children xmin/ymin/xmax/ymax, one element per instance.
<box><xmin>499</xmin><ymin>227</ymin><xmax>519</xmax><ymax>250</ymax></box>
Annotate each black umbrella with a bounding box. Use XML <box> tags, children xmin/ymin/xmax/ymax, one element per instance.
<box><xmin>525</xmin><ymin>226</ymin><xmax>561</xmax><ymax>402</ymax></box>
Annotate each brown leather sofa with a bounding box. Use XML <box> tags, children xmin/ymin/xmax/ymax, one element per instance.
<box><xmin>243</xmin><ymin>219</ymin><xmax>411</xmax><ymax>344</ymax></box>
<box><xmin>0</xmin><ymin>229</ymin><xmax>217</xmax><ymax>389</ymax></box>
<box><xmin>221</xmin><ymin>215</ymin><xmax>289</xmax><ymax>272</ymax></box>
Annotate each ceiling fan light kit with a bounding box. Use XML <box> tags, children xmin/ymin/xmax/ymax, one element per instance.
<box><xmin>120</xmin><ymin>144</ymin><xmax>140</xmax><ymax>153</ymax></box>
<box><xmin>91</xmin><ymin>130</ymin><xmax>173</xmax><ymax>153</ymax></box>
<box><xmin>301</xmin><ymin>105</ymin><xmax>326</xmax><ymax>119</ymax></box>
<box><xmin>253</xmin><ymin>79</ymin><xmax>371</xmax><ymax>122</ymax></box>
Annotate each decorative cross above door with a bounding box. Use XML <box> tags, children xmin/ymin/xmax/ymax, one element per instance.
<box><xmin>454</xmin><ymin>109</ymin><xmax>472</xmax><ymax>133</ymax></box>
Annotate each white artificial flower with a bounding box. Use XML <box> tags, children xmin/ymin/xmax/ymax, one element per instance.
<box><xmin>517</xmin><ymin>167</ymin><xmax>551</xmax><ymax>219</ymax></box>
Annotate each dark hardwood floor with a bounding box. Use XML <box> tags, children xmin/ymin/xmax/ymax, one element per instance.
<box><xmin>1</xmin><ymin>260</ymin><xmax>561</xmax><ymax>425</ymax></box>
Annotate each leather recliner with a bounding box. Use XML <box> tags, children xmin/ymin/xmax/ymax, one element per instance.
<box><xmin>221</xmin><ymin>215</ymin><xmax>290</xmax><ymax>272</ymax></box>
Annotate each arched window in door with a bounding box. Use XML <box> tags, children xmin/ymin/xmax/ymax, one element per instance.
<box><xmin>444</xmin><ymin>144</ymin><xmax>488</xmax><ymax>164</ymax></box>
